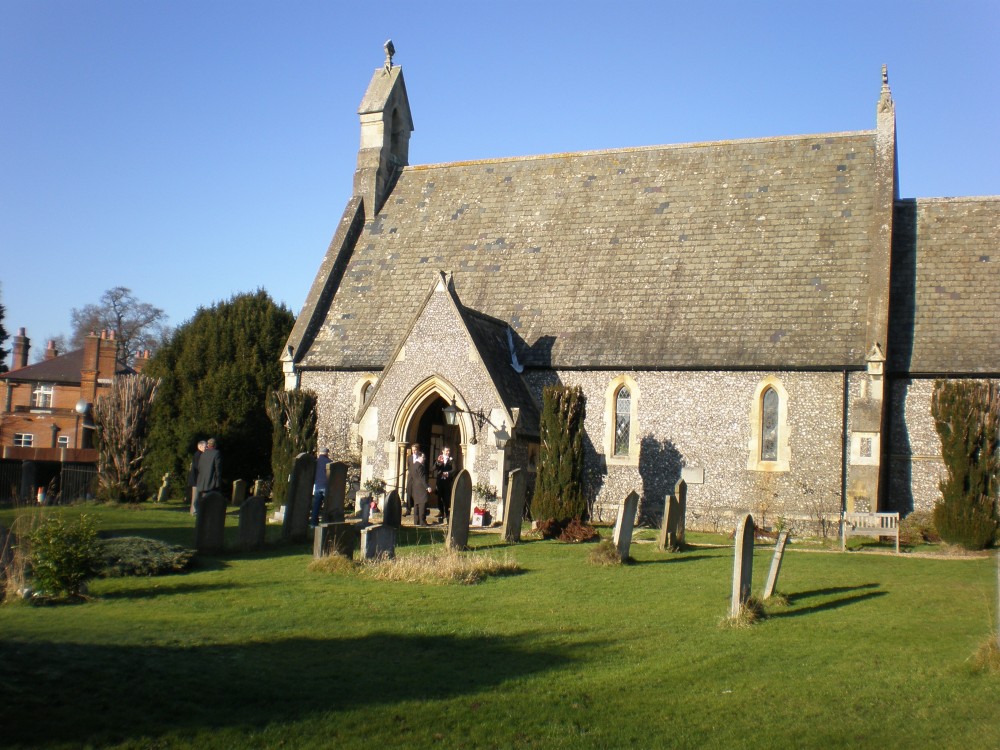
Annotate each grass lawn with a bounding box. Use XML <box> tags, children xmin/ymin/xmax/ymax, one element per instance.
<box><xmin>1</xmin><ymin>503</ymin><xmax>997</xmax><ymax>749</ymax></box>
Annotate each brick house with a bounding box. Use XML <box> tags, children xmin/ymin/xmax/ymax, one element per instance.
<box><xmin>0</xmin><ymin>328</ymin><xmax>149</xmax><ymax>500</ymax></box>
<box><xmin>282</xmin><ymin>48</ymin><xmax>999</xmax><ymax>531</ymax></box>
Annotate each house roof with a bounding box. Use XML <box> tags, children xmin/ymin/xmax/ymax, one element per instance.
<box><xmin>299</xmin><ymin>130</ymin><xmax>882</xmax><ymax>371</ymax></box>
<box><xmin>889</xmin><ymin>197</ymin><xmax>1000</xmax><ymax>375</ymax></box>
<box><xmin>0</xmin><ymin>349</ymin><xmax>134</xmax><ymax>384</ymax></box>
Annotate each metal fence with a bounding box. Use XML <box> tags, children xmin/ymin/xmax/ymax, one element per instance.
<box><xmin>0</xmin><ymin>460</ymin><xmax>97</xmax><ymax>504</ymax></box>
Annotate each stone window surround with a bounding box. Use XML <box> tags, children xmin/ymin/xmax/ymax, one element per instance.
<box><xmin>747</xmin><ymin>376</ymin><xmax>790</xmax><ymax>472</ymax></box>
<box><xmin>604</xmin><ymin>374</ymin><xmax>640</xmax><ymax>467</ymax></box>
<box><xmin>354</xmin><ymin>374</ymin><xmax>378</xmax><ymax>416</ymax></box>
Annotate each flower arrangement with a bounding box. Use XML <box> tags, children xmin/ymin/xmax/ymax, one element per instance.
<box><xmin>472</xmin><ymin>482</ymin><xmax>498</xmax><ymax>504</ymax></box>
<box><xmin>362</xmin><ymin>477</ymin><xmax>387</xmax><ymax>496</ymax></box>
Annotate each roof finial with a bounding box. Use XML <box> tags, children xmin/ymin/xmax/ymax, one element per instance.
<box><xmin>878</xmin><ymin>64</ymin><xmax>894</xmax><ymax>113</ymax></box>
<box><xmin>383</xmin><ymin>39</ymin><xmax>395</xmax><ymax>74</ymax></box>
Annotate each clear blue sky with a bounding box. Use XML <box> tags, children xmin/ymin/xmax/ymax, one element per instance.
<box><xmin>2</xmin><ymin>0</ymin><xmax>998</xmax><ymax>363</ymax></box>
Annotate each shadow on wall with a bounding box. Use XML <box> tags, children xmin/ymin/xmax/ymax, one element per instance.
<box><xmin>638</xmin><ymin>434</ymin><xmax>683</xmax><ymax>526</ymax></box>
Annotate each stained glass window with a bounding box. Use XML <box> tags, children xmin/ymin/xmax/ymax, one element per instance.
<box><xmin>614</xmin><ymin>386</ymin><xmax>631</xmax><ymax>456</ymax></box>
<box><xmin>761</xmin><ymin>387</ymin><xmax>779</xmax><ymax>461</ymax></box>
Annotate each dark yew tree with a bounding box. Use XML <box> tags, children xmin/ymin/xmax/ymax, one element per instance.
<box><xmin>533</xmin><ymin>384</ymin><xmax>587</xmax><ymax>522</ymax></box>
<box><xmin>931</xmin><ymin>379</ymin><xmax>1000</xmax><ymax>550</ymax></box>
<box><xmin>145</xmin><ymin>290</ymin><xmax>294</xmax><ymax>494</ymax></box>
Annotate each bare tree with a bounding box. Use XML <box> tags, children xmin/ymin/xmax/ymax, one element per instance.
<box><xmin>71</xmin><ymin>286</ymin><xmax>169</xmax><ymax>365</ymax></box>
<box><xmin>94</xmin><ymin>373</ymin><xmax>159</xmax><ymax>503</ymax></box>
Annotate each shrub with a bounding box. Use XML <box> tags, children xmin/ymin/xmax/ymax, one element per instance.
<box><xmin>533</xmin><ymin>385</ymin><xmax>586</xmax><ymax>522</ymax></box>
<box><xmin>533</xmin><ymin>518</ymin><xmax>563</xmax><ymax>539</ymax></box>
<box><xmin>931</xmin><ymin>380</ymin><xmax>999</xmax><ymax>550</ymax></box>
<box><xmin>99</xmin><ymin>536</ymin><xmax>195</xmax><ymax>577</ymax></box>
<box><xmin>589</xmin><ymin>540</ymin><xmax>624</xmax><ymax>566</ymax></box>
<box><xmin>94</xmin><ymin>374</ymin><xmax>159</xmax><ymax>503</ymax></box>
<box><xmin>898</xmin><ymin>510</ymin><xmax>941</xmax><ymax>547</ymax></box>
<box><xmin>266</xmin><ymin>388</ymin><xmax>318</xmax><ymax>506</ymax></box>
<box><xmin>559</xmin><ymin>518</ymin><xmax>599</xmax><ymax>543</ymax></box>
<box><xmin>28</xmin><ymin>514</ymin><xmax>103</xmax><ymax>599</ymax></box>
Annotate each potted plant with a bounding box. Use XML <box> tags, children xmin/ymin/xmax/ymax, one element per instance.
<box><xmin>472</xmin><ymin>482</ymin><xmax>498</xmax><ymax>526</ymax></box>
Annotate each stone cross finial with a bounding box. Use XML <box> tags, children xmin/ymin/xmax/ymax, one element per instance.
<box><xmin>384</xmin><ymin>39</ymin><xmax>395</xmax><ymax>73</ymax></box>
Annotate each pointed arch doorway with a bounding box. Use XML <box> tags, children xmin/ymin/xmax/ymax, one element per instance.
<box><xmin>398</xmin><ymin>392</ymin><xmax>464</xmax><ymax>516</ymax></box>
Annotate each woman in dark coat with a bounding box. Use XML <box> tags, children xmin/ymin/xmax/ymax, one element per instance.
<box><xmin>409</xmin><ymin>444</ymin><xmax>431</xmax><ymax>526</ymax></box>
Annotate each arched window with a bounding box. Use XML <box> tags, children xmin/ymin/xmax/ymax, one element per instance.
<box><xmin>760</xmin><ymin>387</ymin><xmax>779</xmax><ymax>462</ymax></box>
<box><xmin>614</xmin><ymin>386</ymin><xmax>631</xmax><ymax>456</ymax></box>
<box><xmin>361</xmin><ymin>381</ymin><xmax>373</xmax><ymax>406</ymax></box>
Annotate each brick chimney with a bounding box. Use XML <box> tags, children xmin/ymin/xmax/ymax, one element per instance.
<box><xmin>97</xmin><ymin>329</ymin><xmax>119</xmax><ymax>380</ymax></box>
<box><xmin>44</xmin><ymin>340</ymin><xmax>59</xmax><ymax>360</ymax></box>
<box><xmin>80</xmin><ymin>331</ymin><xmax>101</xmax><ymax>404</ymax></box>
<box><xmin>11</xmin><ymin>328</ymin><xmax>29</xmax><ymax>371</ymax></box>
<box><xmin>131</xmin><ymin>349</ymin><xmax>151</xmax><ymax>374</ymax></box>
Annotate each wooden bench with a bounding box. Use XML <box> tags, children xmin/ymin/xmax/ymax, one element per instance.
<box><xmin>840</xmin><ymin>512</ymin><xmax>900</xmax><ymax>553</ymax></box>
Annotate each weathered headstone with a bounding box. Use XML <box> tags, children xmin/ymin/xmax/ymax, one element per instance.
<box><xmin>313</xmin><ymin>522</ymin><xmax>358</xmax><ymax>559</ymax></box>
<box><xmin>253</xmin><ymin>479</ymin><xmax>269</xmax><ymax>499</ymax></box>
<box><xmin>238</xmin><ymin>495</ymin><xmax>267</xmax><ymax>550</ymax></box>
<box><xmin>657</xmin><ymin>479</ymin><xmax>687</xmax><ymax>551</ymax></box>
<box><xmin>612</xmin><ymin>490</ymin><xmax>640</xmax><ymax>560</ymax></box>
<box><xmin>446</xmin><ymin>470</ymin><xmax>473</xmax><ymax>551</ymax></box>
<box><xmin>156</xmin><ymin>473</ymin><xmax>170</xmax><ymax>503</ymax></box>
<box><xmin>282</xmin><ymin>452</ymin><xmax>315</xmax><ymax>542</ymax></box>
<box><xmin>195</xmin><ymin>491</ymin><xmax>227</xmax><ymax>553</ymax></box>
<box><xmin>231</xmin><ymin>479</ymin><xmax>247</xmax><ymax>507</ymax></box>
<box><xmin>501</xmin><ymin>468</ymin><xmax>527</xmax><ymax>544</ymax></box>
<box><xmin>360</xmin><ymin>524</ymin><xmax>397</xmax><ymax>561</ymax></box>
<box><xmin>382</xmin><ymin>490</ymin><xmax>402</xmax><ymax>529</ymax></box>
<box><xmin>730</xmin><ymin>514</ymin><xmax>756</xmax><ymax>617</ymax></box>
<box><xmin>762</xmin><ymin>530</ymin><xmax>790</xmax><ymax>599</ymax></box>
<box><xmin>325</xmin><ymin>462</ymin><xmax>348</xmax><ymax>523</ymax></box>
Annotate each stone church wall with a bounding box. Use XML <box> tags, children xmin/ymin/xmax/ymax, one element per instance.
<box><xmin>523</xmin><ymin>369</ymin><xmax>846</xmax><ymax>535</ymax></box>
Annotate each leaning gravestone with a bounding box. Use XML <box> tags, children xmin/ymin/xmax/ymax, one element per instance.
<box><xmin>447</xmin><ymin>470</ymin><xmax>473</xmax><ymax>551</ymax></box>
<box><xmin>325</xmin><ymin>462</ymin><xmax>348</xmax><ymax>523</ymax></box>
<box><xmin>282</xmin><ymin>452</ymin><xmax>315</xmax><ymax>542</ymax></box>
<box><xmin>231</xmin><ymin>479</ymin><xmax>247</xmax><ymax>507</ymax></box>
<box><xmin>360</xmin><ymin>524</ymin><xmax>397</xmax><ymax>561</ymax></box>
<box><xmin>763</xmin><ymin>530</ymin><xmax>790</xmax><ymax>599</ymax></box>
<box><xmin>195</xmin><ymin>491</ymin><xmax>228</xmax><ymax>553</ymax></box>
<box><xmin>501</xmin><ymin>468</ymin><xmax>527</xmax><ymax>544</ymax></box>
<box><xmin>612</xmin><ymin>490</ymin><xmax>640</xmax><ymax>561</ymax></box>
<box><xmin>313</xmin><ymin>522</ymin><xmax>357</xmax><ymax>559</ymax></box>
<box><xmin>238</xmin><ymin>495</ymin><xmax>267</xmax><ymax>550</ymax></box>
<box><xmin>730</xmin><ymin>514</ymin><xmax>756</xmax><ymax>617</ymax></box>
<box><xmin>657</xmin><ymin>479</ymin><xmax>687</xmax><ymax>551</ymax></box>
<box><xmin>382</xmin><ymin>490</ymin><xmax>402</xmax><ymax>529</ymax></box>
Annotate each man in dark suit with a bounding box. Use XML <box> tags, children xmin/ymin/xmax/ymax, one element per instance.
<box><xmin>434</xmin><ymin>446</ymin><xmax>455</xmax><ymax>522</ymax></box>
<box><xmin>409</xmin><ymin>444</ymin><xmax>431</xmax><ymax>526</ymax></box>
<box><xmin>195</xmin><ymin>437</ymin><xmax>222</xmax><ymax>512</ymax></box>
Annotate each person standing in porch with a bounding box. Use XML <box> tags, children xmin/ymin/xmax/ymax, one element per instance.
<box><xmin>434</xmin><ymin>445</ymin><xmax>455</xmax><ymax>523</ymax></box>
<box><xmin>409</xmin><ymin>443</ymin><xmax>431</xmax><ymax>526</ymax></box>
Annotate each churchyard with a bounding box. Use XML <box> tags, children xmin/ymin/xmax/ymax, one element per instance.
<box><xmin>1</xmin><ymin>501</ymin><xmax>997</xmax><ymax>749</ymax></box>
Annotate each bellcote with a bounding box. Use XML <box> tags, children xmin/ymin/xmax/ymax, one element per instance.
<box><xmin>353</xmin><ymin>40</ymin><xmax>414</xmax><ymax>218</ymax></box>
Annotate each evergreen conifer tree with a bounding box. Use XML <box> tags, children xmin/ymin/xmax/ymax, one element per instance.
<box><xmin>266</xmin><ymin>388</ymin><xmax>318</xmax><ymax>506</ymax></box>
<box><xmin>931</xmin><ymin>379</ymin><xmax>1000</xmax><ymax>550</ymax></box>
<box><xmin>533</xmin><ymin>385</ymin><xmax>587</xmax><ymax>522</ymax></box>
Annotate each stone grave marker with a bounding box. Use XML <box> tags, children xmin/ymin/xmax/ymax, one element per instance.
<box><xmin>238</xmin><ymin>495</ymin><xmax>267</xmax><ymax>550</ymax></box>
<box><xmin>763</xmin><ymin>530</ymin><xmax>790</xmax><ymax>599</ymax></box>
<box><xmin>730</xmin><ymin>513</ymin><xmax>755</xmax><ymax>617</ymax></box>
<box><xmin>382</xmin><ymin>490</ymin><xmax>402</xmax><ymax>529</ymax></box>
<box><xmin>313</xmin><ymin>522</ymin><xmax>358</xmax><ymax>559</ymax></box>
<box><xmin>282</xmin><ymin>452</ymin><xmax>315</xmax><ymax>542</ymax></box>
<box><xmin>501</xmin><ymin>468</ymin><xmax>526</xmax><ymax>544</ymax></box>
<box><xmin>360</xmin><ymin>524</ymin><xmax>397</xmax><ymax>561</ymax></box>
<box><xmin>195</xmin><ymin>491</ymin><xmax>228</xmax><ymax>553</ymax></box>
<box><xmin>253</xmin><ymin>479</ymin><xmax>269</xmax><ymax>499</ymax></box>
<box><xmin>231</xmin><ymin>479</ymin><xmax>247</xmax><ymax>507</ymax></box>
<box><xmin>612</xmin><ymin>490</ymin><xmax>640</xmax><ymax>560</ymax></box>
<box><xmin>156</xmin><ymin>473</ymin><xmax>170</xmax><ymax>504</ymax></box>
<box><xmin>325</xmin><ymin>462</ymin><xmax>348</xmax><ymax>523</ymax></box>
<box><xmin>447</xmin><ymin>470</ymin><xmax>473</xmax><ymax>551</ymax></box>
<box><xmin>657</xmin><ymin>479</ymin><xmax>687</xmax><ymax>551</ymax></box>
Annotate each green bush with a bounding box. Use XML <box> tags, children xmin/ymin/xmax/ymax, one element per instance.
<box><xmin>533</xmin><ymin>385</ymin><xmax>586</xmax><ymax>522</ymax></box>
<box><xmin>28</xmin><ymin>514</ymin><xmax>103</xmax><ymax>599</ymax></box>
<box><xmin>99</xmin><ymin>536</ymin><xmax>195</xmax><ymax>577</ymax></box>
<box><xmin>898</xmin><ymin>510</ymin><xmax>941</xmax><ymax>546</ymax></box>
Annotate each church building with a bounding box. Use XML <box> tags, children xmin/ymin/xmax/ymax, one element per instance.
<box><xmin>283</xmin><ymin>44</ymin><xmax>999</xmax><ymax>531</ymax></box>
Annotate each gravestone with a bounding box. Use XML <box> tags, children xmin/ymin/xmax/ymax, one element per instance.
<box><xmin>446</xmin><ymin>470</ymin><xmax>473</xmax><ymax>551</ymax></box>
<box><xmin>501</xmin><ymin>468</ymin><xmax>527</xmax><ymax>544</ymax></box>
<box><xmin>313</xmin><ymin>522</ymin><xmax>358</xmax><ymax>559</ymax></box>
<box><xmin>612</xmin><ymin>490</ymin><xmax>640</xmax><ymax>561</ymax></box>
<box><xmin>325</xmin><ymin>462</ymin><xmax>348</xmax><ymax>523</ymax></box>
<box><xmin>282</xmin><ymin>452</ymin><xmax>315</xmax><ymax>542</ymax></box>
<box><xmin>238</xmin><ymin>495</ymin><xmax>267</xmax><ymax>550</ymax></box>
<box><xmin>762</xmin><ymin>530</ymin><xmax>790</xmax><ymax>599</ymax></box>
<box><xmin>730</xmin><ymin>514</ymin><xmax>756</xmax><ymax>617</ymax></box>
<box><xmin>156</xmin><ymin>473</ymin><xmax>170</xmax><ymax>504</ymax></box>
<box><xmin>231</xmin><ymin>479</ymin><xmax>247</xmax><ymax>507</ymax></box>
<box><xmin>195</xmin><ymin>491</ymin><xmax>227</xmax><ymax>553</ymax></box>
<box><xmin>253</xmin><ymin>479</ymin><xmax>269</xmax><ymax>499</ymax></box>
<box><xmin>657</xmin><ymin>479</ymin><xmax>687</xmax><ymax>551</ymax></box>
<box><xmin>360</xmin><ymin>524</ymin><xmax>397</xmax><ymax>561</ymax></box>
<box><xmin>382</xmin><ymin>490</ymin><xmax>402</xmax><ymax>529</ymax></box>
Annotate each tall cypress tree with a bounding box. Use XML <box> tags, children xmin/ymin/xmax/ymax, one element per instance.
<box><xmin>144</xmin><ymin>290</ymin><xmax>294</xmax><ymax>493</ymax></box>
<box><xmin>266</xmin><ymin>388</ymin><xmax>318</xmax><ymax>506</ymax></box>
<box><xmin>931</xmin><ymin>379</ymin><xmax>1000</xmax><ymax>550</ymax></box>
<box><xmin>533</xmin><ymin>385</ymin><xmax>587</xmax><ymax>522</ymax></box>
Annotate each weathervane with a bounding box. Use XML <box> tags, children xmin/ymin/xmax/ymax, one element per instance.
<box><xmin>384</xmin><ymin>39</ymin><xmax>395</xmax><ymax>73</ymax></box>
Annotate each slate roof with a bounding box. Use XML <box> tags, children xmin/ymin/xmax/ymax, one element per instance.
<box><xmin>0</xmin><ymin>349</ymin><xmax>134</xmax><ymax>384</ymax></box>
<box><xmin>889</xmin><ymin>197</ymin><xmax>1000</xmax><ymax>374</ymax></box>
<box><xmin>300</xmin><ymin>131</ymin><xmax>883</xmax><ymax>370</ymax></box>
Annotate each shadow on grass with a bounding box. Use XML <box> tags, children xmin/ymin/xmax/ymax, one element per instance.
<box><xmin>770</xmin><ymin>588</ymin><xmax>887</xmax><ymax>619</ymax></box>
<box><xmin>0</xmin><ymin>632</ymin><xmax>588</xmax><ymax>747</ymax></box>
<box><xmin>98</xmin><ymin>581</ymin><xmax>240</xmax><ymax>600</ymax></box>
<box><xmin>631</xmin><ymin>554</ymin><xmax>716</xmax><ymax>565</ymax></box>
<box><xmin>785</xmin><ymin>583</ymin><xmax>881</xmax><ymax>603</ymax></box>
